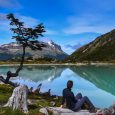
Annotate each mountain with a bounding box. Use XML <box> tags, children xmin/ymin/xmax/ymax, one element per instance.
<box><xmin>0</xmin><ymin>41</ymin><xmax>68</xmax><ymax>61</ymax></box>
<box><xmin>67</xmin><ymin>29</ymin><xmax>115</xmax><ymax>62</ymax></box>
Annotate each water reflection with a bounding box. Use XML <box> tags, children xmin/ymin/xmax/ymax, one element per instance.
<box><xmin>0</xmin><ymin>65</ymin><xmax>115</xmax><ymax>108</ymax></box>
<box><xmin>70</xmin><ymin>65</ymin><xmax>115</xmax><ymax>96</ymax></box>
<box><xmin>19</xmin><ymin>65</ymin><xmax>66</xmax><ymax>81</ymax></box>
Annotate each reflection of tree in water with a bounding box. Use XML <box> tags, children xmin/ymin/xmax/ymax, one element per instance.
<box><xmin>70</xmin><ymin>65</ymin><xmax>115</xmax><ymax>96</ymax></box>
<box><xmin>18</xmin><ymin>65</ymin><xmax>66</xmax><ymax>82</ymax></box>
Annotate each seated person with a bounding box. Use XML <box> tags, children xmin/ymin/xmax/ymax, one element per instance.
<box><xmin>60</xmin><ymin>80</ymin><xmax>95</xmax><ymax>112</ymax></box>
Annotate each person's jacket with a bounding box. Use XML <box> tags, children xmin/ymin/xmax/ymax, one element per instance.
<box><xmin>62</xmin><ymin>88</ymin><xmax>77</xmax><ymax>109</ymax></box>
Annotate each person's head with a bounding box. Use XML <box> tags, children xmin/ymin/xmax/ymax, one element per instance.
<box><xmin>67</xmin><ymin>80</ymin><xmax>73</xmax><ymax>89</ymax></box>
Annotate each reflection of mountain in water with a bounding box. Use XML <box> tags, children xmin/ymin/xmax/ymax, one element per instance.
<box><xmin>19</xmin><ymin>65</ymin><xmax>66</xmax><ymax>82</ymax></box>
<box><xmin>70</xmin><ymin>66</ymin><xmax>115</xmax><ymax>96</ymax></box>
<box><xmin>1</xmin><ymin>65</ymin><xmax>115</xmax><ymax>96</ymax></box>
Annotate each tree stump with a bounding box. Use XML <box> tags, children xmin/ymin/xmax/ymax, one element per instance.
<box><xmin>4</xmin><ymin>85</ymin><xmax>28</xmax><ymax>113</ymax></box>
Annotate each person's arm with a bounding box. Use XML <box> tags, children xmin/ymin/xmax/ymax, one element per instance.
<box><xmin>71</xmin><ymin>92</ymin><xmax>77</xmax><ymax>103</ymax></box>
<box><xmin>60</xmin><ymin>89</ymin><xmax>65</xmax><ymax>107</ymax></box>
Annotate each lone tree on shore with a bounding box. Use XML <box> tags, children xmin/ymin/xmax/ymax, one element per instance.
<box><xmin>5</xmin><ymin>13</ymin><xmax>46</xmax><ymax>83</ymax></box>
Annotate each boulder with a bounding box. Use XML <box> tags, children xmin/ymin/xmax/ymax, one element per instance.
<box><xmin>39</xmin><ymin>108</ymin><xmax>49</xmax><ymax>115</ymax></box>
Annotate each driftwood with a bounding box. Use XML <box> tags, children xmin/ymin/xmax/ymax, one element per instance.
<box><xmin>5</xmin><ymin>71</ymin><xmax>18</xmax><ymax>83</ymax></box>
<box><xmin>4</xmin><ymin>85</ymin><xmax>28</xmax><ymax>113</ymax></box>
<box><xmin>39</xmin><ymin>89</ymin><xmax>51</xmax><ymax>97</ymax></box>
<box><xmin>32</xmin><ymin>83</ymin><xmax>42</xmax><ymax>94</ymax></box>
<box><xmin>0</xmin><ymin>76</ymin><xmax>18</xmax><ymax>87</ymax></box>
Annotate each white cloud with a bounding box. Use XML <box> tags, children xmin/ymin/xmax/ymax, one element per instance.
<box><xmin>0</xmin><ymin>0</ymin><xmax>21</xmax><ymax>8</ymax></box>
<box><xmin>0</xmin><ymin>13</ymin><xmax>57</xmax><ymax>44</ymax></box>
<box><xmin>17</xmin><ymin>15</ymin><xmax>40</xmax><ymax>27</ymax></box>
<box><xmin>0</xmin><ymin>13</ymin><xmax>7</xmax><ymax>21</ymax></box>
<box><xmin>65</xmin><ymin>43</ymin><xmax>82</xmax><ymax>50</ymax></box>
<box><xmin>0</xmin><ymin>13</ymin><xmax>10</xmax><ymax>32</ymax></box>
<box><xmin>63</xmin><ymin>25</ymin><xmax>115</xmax><ymax>35</ymax></box>
<box><xmin>63</xmin><ymin>43</ymin><xmax>82</xmax><ymax>54</ymax></box>
<box><xmin>0</xmin><ymin>13</ymin><xmax>41</xmax><ymax>32</ymax></box>
<box><xmin>63</xmin><ymin>15</ymin><xmax>115</xmax><ymax>34</ymax></box>
<box><xmin>61</xmin><ymin>45</ymin><xmax>72</xmax><ymax>55</ymax></box>
<box><xmin>0</xmin><ymin>13</ymin><xmax>57</xmax><ymax>36</ymax></box>
<box><xmin>45</xmin><ymin>29</ymin><xmax>58</xmax><ymax>35</ymax></box>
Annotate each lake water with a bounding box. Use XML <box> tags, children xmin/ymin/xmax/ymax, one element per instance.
<box><xmin>0</xmin><ymin>65</ymin><xmax>115</xmax><ymax>108</ymax></box>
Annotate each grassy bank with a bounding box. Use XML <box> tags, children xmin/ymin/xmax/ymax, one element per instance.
<box><xmin>0</xmin><ymin>84</ymin><xmax>62</xmax><ymax>115</ymax></box>
<box><xmin>1</xmin><ymin>60</ymin><xmax>115</xmax><ymax>66</ymax></box>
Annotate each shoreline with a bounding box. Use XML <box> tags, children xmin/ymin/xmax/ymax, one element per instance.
<box><xmin>0</xmin><ymin>62</ymin><xmax>115</xmax><ymax>66</ymax></box>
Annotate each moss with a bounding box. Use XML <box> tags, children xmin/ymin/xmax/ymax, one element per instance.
<box><xmin>0</xmin><ymin>107</ymin><xmax>25</xmax><ymax>115</ymax></box>
<box><xmin>29</xmin><ymin>93</ymin><xmax>42</xmax><ymax>99</ymax></box>
<box><xmin>0</xmin><ymin>84</ymin><xmax>62</xmax><ymax>115</ymax></box>
<box><xmin>0</xmin><ymin>84</ymin><xmax>14</xmax><ymax>104</ymax></box>
<box><xmin>0</xmin><ymin>84</ymin><xmax>13</xmax><ymax>92</ymax></box>
<box><xmin>28</xmin><ymin>109</ymin><xmax>44</xmax><ymax>115</ymax></box>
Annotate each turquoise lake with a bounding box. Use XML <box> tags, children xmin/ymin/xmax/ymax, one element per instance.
<box><xmin>0</xmin><ymin>65</ymin><xmax>115</xmax><ymax>108</ymax></box>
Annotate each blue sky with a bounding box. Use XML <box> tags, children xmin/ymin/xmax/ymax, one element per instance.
<box><xmin>0</xmin><ymin>0</ymin><xmax>115</xmax><ymax>54</ymax></box>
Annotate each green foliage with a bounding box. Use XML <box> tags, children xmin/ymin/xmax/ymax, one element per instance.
<box><xmin>7</xmin><ymin>13</ymin><xmax>46</xmax><ymax>50</ymax></box>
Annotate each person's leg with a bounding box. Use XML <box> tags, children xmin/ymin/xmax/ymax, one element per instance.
<box><xmin>72</xmin><ymin>96</ymin><xmax>85</xmax><ymax>111</ymax></box>
<box><xmin>83</xmin><ymin>96</ymin><xmax>95</xmax><ymax>109</ymax></box>
<box><xmin>75</xmin><ymin>93</ymin><xmax>82</xmax><ymax>100</ymax></box>
<box><xmin>72</xmin><ymin>96</ymin><xmax>95</xmax><ymax>111</ymax></box>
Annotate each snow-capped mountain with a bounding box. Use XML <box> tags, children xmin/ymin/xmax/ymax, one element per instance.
<box><xmin>47</xmin><ymin>40</ymin><xmax>62</xmax><ymax>51</ymax></box>
<box><xmin>0</xmin><ymin>41</ymin><xmax>68</xmax><ymax>61</ymax></box>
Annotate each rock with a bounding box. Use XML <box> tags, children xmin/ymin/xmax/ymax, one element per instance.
<box><xmin>46</xmin><ymin>107</ymin><xmax>96</xmax><ymax>115</ymax></box>
<box><xmin>50</xmin><ymin>101</ymin><xmax>56</xmax><ymax>107</ymax></box>
<box><xmin>110</xmin><ymin>102</ymin><xmax>115</xmax><ymax>115</ymax></box>
<box><xmin>4</xmin><ymin>85</ymin><xmax>28</xmax><ymax>113</ymax></box>
<box><xmin>96</xmin><ymin>102</ymin><xmax>115</xmax><ymax>115</ymax></box>
<box><xmin>47</xmin><ymin>107</ymin><xmax>74</xmax><ymax>115</ymax></box>
<box><xmin>97</xmin><ymin>108</ymin><xmax>111</xmax><ymax>115</ymax></box>
<box><xmin>28</xmin><ymin>99</ymin><xmax>38</xmax><ymax>105</ymax></box>
<box><xmin>39</xmin><ymin>108</ymin><xmax>49</xmax><ymax>115</ymax></box>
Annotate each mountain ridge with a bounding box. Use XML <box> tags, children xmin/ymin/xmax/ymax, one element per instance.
<box><xmin>67</xmin><ymin>29</ymin><xmax>115</xmax><ymax>62</ymax></box>
<box><xmin>0</xmin><ymin>41</ymin><xmax>68</xmax><ymax>61</ymax></box>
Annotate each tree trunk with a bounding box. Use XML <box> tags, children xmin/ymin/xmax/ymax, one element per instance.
<box><xmin>15</xmin><ymin>45</ymin><xmax>26</xmax><ymax>75</ymax></box>
<box><xmin>5</xmin><ymin>46</ymin><xmax>26</xmax><ymax>83</ymax></box>
<box><xmin>4</xmin><ymin>85</ymin><xmax>28</xmax><ymax>113</ymax></box>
